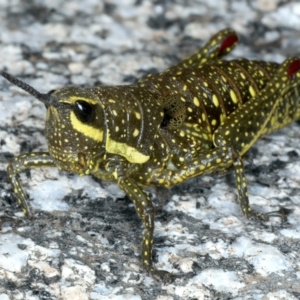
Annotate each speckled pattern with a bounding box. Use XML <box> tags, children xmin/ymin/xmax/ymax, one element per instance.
<box><xmin>1</xmin><ymin>1</ymin><xmax>300</xmax><ymax>299</ymax></box>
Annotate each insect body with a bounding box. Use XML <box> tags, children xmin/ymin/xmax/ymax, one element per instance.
<box><xmin>2</xmin><ymin>28</ymin><xmax>300</xmax><ymax>279</ymax></box>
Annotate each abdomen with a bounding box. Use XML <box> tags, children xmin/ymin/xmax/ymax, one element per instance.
<box><xmin>141</xmin><ymin>58</ymin><xmax>280</xmax><ymax>136</ymax></box>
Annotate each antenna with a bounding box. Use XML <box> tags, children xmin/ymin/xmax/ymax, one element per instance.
<box><xmin>0</xmin><ymin>71</ymin><xmax>58</xmax><ymax>107</ymax></box>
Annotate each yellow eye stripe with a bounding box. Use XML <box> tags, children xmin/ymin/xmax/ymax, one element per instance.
<box><xmin>70</xmin><ymin>111</ymin><xmax>103</xmax><ymax>142</ymax></box>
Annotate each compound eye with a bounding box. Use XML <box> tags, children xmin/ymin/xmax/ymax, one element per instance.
<box><xmin>74</xmin><ymin>100</ymin><xmax>94</xmax><ymax>123</ymax></box>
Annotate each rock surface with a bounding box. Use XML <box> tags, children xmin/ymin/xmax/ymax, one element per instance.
<box><xmin>1</xmin><ymin>1</ymin><xmax>300</xmax><ymax>299</ymax></box>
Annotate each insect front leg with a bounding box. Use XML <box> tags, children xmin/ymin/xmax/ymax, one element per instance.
<box><xmin>7</xmin><ymin>152</ymin><xmax>55</xmax><ymax>218</ymax></box>
<box><xmin>91</xmin><ymin>156</ymin><xmax>174</xmax><ymax>279</ymax></box>
<box><xmin>118</xmin><ymin>177</ymin><xmax>154</xmax><ymax>268</ymax></box>
<box><xmin>118</xmin><ymin>176</ymin><xmax>173</xmax><ymax>280</ymax></box>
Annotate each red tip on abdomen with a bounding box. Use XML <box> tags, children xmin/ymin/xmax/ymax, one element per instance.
<box><xmin>218</xmin><ymin>34</ymin><xmax>238</xmax><ymax>55</ymax></box>
<box><xmin>288</xmin><ymin>59</ymin><xmax>300</xmax><ymax>79</ymax></box>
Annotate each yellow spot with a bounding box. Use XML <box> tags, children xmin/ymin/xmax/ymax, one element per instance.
<box><xmin>202</xmin><ymin>133</ymin><xmax>209</xmax><ymax>140</ymax></box>
<box><xmin>230</xmin><ymin>89</ymin><xmax>238</xmax><ymax>104</ymax></box>
<box><xmin>202</xmin><ymin>113</ymin><xmax>206</xmax><ymax>121</ymax></box>
<box><xmin>108</xmin><ymin>99</ymin><xmax>116</xmax><ymax>103</ymax></box>
<box><xmin>211</xmin><ymin>119</ymin><xmax>217</xmax><ymax>126</ymax></box>
<box><xmin>249</xmin><ymin>86</ymin><xmax>256</xmax><ymax>97</ymax></box>
<box><xmin>193</xmin><ymin>97</ymin><xmax>200</xmax><ymax>107</ymax></box>
<box><xmin>183</xmin><ymin>85</ymin><xmax>187</xmax><ymax>91</ymax></box>
<box><xmin>135</xmin><ymin>112</ymin><xmax>141</xmax><ymax>119</ymax></box>
<box><xmin>213</xmin><ymin>94</ymin><xmax>219</xmax><ymax>107</ymax></box>
<box><xmin>70</xmin><ymin>112</ymin><xmax>103</xmax><ymax>142</ymax></box>
<box><xmin>133</xmin><ymin>129</ymin><xmax>139</xmax><ymax>137</ymax></box>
